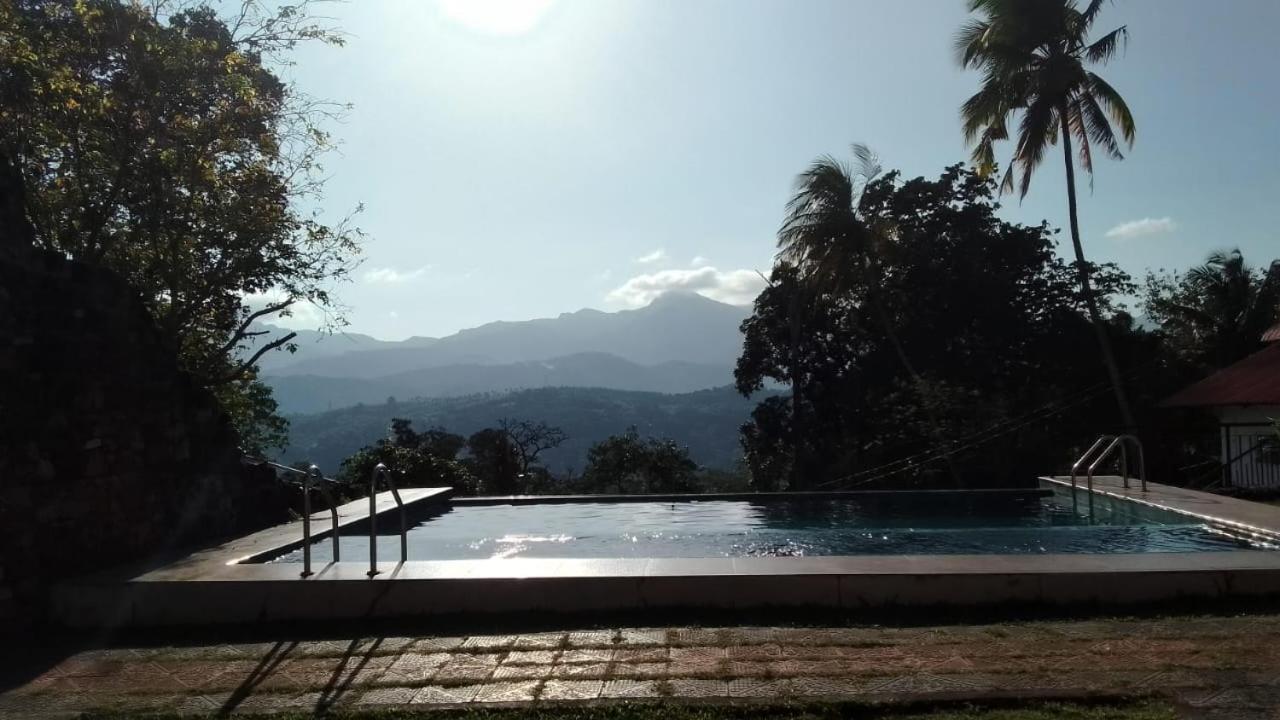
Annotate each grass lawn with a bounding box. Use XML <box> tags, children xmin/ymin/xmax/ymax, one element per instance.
<box><xmin>84</xmin><ymin>700</ymin><xmax>1178</xmax><ymax>720</ymax></box>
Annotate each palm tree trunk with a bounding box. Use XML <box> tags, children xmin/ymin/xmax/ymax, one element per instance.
<box><xmin>1059</xmin><ymin>110</ymin><xmax>1138</xmax><ymax>432</ymax></box>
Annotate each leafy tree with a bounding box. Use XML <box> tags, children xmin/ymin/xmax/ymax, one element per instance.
<box><xmin>498</xmin><ymin>418</ymin><xmax>568</xmax><ymax>476</ymax></box>
<box><xmin>737</xmin><ymin>164</ymin><xmax>1148</xmax><ymax>490</ymax></box>
<box><xmin>582</xmin><ymin>427</ymin><xmax>698</xmax><ymax>494</ymax></box>
<box><xmin>465</xmin><ymin>427</ymin><xmax>521</xmax><ymax>495</ymax></box>
<box><xmin>777</xmin><ymin>145</ymin><xmax>960</xmax><ymax>484</ymax></box>
<box><xmin>956</xmin><ymin>0</ymin><xmax>1138</xmax><ymax>430</ymax></box>
<box><xmin>0</xmin><ymin>0</ymin><xmax>361</xmax><ymax>452</ymax></box>
<box><xmin>338</xmin><ymin>419</ymin><xmax>477</xmax><ymax>495</ymax></box>
<box><xmin>1144</xmin><ymin>250</ymin><xmax>1280</xmax><ymax>370</ymax></box>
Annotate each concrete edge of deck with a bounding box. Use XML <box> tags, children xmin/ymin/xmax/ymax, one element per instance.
<box><xmin>1040</xmin><ymin>475</ymin><xmax>1280</xmax><ymax>542</ymax></box>
<box><xmin>50</xmin><ymin>477</ymin><xmax>1280</xmax><ymax>627</ymax></box>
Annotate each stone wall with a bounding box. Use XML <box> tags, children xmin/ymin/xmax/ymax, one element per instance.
<box><xmin>0</xmin><ymin>249</ymin><xmax>289</xmax><ymax>624</ymax></box>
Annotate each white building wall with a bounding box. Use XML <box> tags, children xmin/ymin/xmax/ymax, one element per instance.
<box><xmin>1214</xmin><ymin>405</ymin><xmax>1280</xmax><ymax>488</ymax></box>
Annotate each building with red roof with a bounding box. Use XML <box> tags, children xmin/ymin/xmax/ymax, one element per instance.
<box><xmin>1163</xmin><ymin>323</ymin><xmax>1280</xmax><ymax>487</ymax></box>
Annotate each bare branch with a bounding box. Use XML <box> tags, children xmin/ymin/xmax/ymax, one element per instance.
<box><xmin>215</xmin><ymin>331</ymin><xmax>297</xmax><ymax>385</ymax></box>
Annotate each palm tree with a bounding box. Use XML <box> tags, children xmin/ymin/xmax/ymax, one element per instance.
<box><xmin>778</xmin><ymin>145</ymin><xmax>960</xmax><ymax>484</ymax></box>
<box><xmin>956</xmin><ymin>0</ymin><xmax>1138</xmax><ymax>430</ymax></box>
<box><xmin>1148</xmin><ymin>249</ymin><xmax>1280</xmax><ymax>368</ymax></box>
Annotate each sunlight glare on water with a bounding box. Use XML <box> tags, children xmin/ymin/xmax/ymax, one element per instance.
<box><xmin>268</xmin><ymin>490</ymin><xmax>1268</xmax><ymax>564</ymax></box>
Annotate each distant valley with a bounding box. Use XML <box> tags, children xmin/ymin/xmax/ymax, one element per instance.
<box><xmin>254</xmin><ymin>292</ymin><xmax>752</xmax><ymax>415</ymax></box>
<box><xmin>255</xmin><ymin>292</ymin><xmax>763</xmax><ymax>469</ymax></box>
<box><xmin>282</xmin><ymin>386</ymin><xmax>764</xmax><ymax>473</ymax></box>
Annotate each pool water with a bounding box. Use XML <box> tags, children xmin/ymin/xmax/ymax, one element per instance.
<box><xmin>267</xmin><ymin>488</ymin><xmax>1271</xmax><ymax>563</ymax></box>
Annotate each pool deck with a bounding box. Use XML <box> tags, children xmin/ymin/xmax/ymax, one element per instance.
<box><xmin>51</xmin><ymin>477</ymin><xmax>1280</xmax><ymax>627</ymax></box>
<box><xmin>11</xmin><ymin>616</ymin><xmax>1280</xmax><ymax>718</ymax></box>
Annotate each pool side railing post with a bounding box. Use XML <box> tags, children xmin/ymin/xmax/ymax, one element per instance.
<box><xmin>369</xmin><ymin>464</ymin><xmax>382</xmax><ymax>577</ymax></box>
<box><xmin>311</xmin><ymin>465</ymin><xmax>339</xmax><ymax>563</ymax></box>
<box><xmin>301</xmin><ymin>468</ymin><xmax>313</xmax><ymax>578</ymax></box>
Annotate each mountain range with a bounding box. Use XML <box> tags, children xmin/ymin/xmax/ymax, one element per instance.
<box><xmin>255</xmin><ymin>292</ymin><xmax>753</xmax><ymax>415</ymax></box>
<box><xmin>282</xmin><ymin>386</ymin><xmax>762</xmax><ymax>473</ymax></box>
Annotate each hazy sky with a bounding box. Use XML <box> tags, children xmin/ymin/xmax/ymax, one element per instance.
<box><xmin>276</xmin><ymin>0</ymin><xmax>1280</xmax><ymax>340</ymax></box>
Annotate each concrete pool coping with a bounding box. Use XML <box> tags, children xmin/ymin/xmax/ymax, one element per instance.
<box><xmin>52</xmin><ymin>477</ymin><xmax>1280</xmax><ymax>627</ymax></box>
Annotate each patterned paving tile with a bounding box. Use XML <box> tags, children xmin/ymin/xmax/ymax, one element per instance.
<box><xmin>504</xmin><ymin>650</ymin><xmax>560</xmax><ymax>665</ymax></box>
<box><xmin>550</xmin><ymin>662</ymin><xmax>611</xmax><ymax>679</ymax></box>
<box><xmin>492</xmin><ymin>665</ymin><xmax>552</xmax><ymax>681</ymax></box>
<box><xmin>728</xmin><ymin>678</ymin><xmax>795</xmax><ymax>697</ymax></box>
<box><xmin>411</xmin><ymin>684</ymin><xmax>482</xmax><ymax>704</ymax></box>
<box><xmin>432</xmin><ymin>664</ymin><xmax>497</xmax><ymax>684</ymax></box>
<box><xmin>538</xmin><ymin>679</ymin><xmax>604</xmax><ymax>701</ymax></box>
<box><xmin>559</xmin><ymin>648</ymin><xmax>613</xmax><ymax>664</ymax></box>
<box><xmin>512</xmin><ymin>633</ymin><xmax>568</xmax><ymax>650</ymax></box>
<box><xmin>356</xmin><ymin>685</ymin><xmax>421</xmax><ymax>705</ymax></box>
<box><xmin>607</xmin><ymin>662</ymin><xmax>671</xmax><ymax>679</ymax></box>
<box><xmin>788</xmin><ymin>677</ymin><xmax>871</xmax><ymax>697</ymax></box>
<box><xmin>665</xmin><ymin>679</ymin><xmax>729</xmax><ymax>697</ymax></box>
<box><xmin>600</xmin><ymin>679</ymin><xmax>663</xmax><ymax>698</ymax></box>
<box><xmin>412</xmin><ymin>636</ymin><xmax>466</xmax><ymax>652</ymax></box>
<box><xmin>612</xmin><ymin>647</ymin><xmax>669</xmax><ymax>663</ymax></box>
<box><xmin>670</xmin><ymin>646</ymin><xmax>728</xmax><ymax>663</ymax></box>
<box><xmin>473</xmin><ymin>680</ymin><xmax>540</xmax><ymax>703</ymax></box>
<box><xmin>382</xmin><ymin>652</ymin><xmax>453</xmax><ymax>682</ymax></box>
<box><xmin>461</xmin><ymin>635</ymin><xmax>519</xmax><ymax>651</ymax></box>
<box><xmin>563</xmin><ymin>630</ymin><xmax>613</xmax><ymax>646</ymax></box>
<box><xmin>617</xmin><ymin>630</ymin><xmax>668</xmax><ymax>647</ymax></box>
<box><xmin>866</xmin><ymin>672</ymin><xmax>985</xmax><ymax>695</ymax></box>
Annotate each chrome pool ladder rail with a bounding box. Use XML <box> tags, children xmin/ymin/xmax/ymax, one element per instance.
<box><xmin>1087</xmin><ymin>434</ymin><xmax>1146</xmax><ymax>493</ymax></box>
<box><xmin>241</xmin><ymin>457</ymin><xmax>341</xmax><ymax>578</ymax></box>
<box><xmin>1070</xmin><ymin>434</ymin><xmax>1147</xmax><ymax>494</ymax></box>
<box><xmin>1070</xmin><ymin>435</ymin><xmax>1116</xmax><ymax>493</ymax></box>
<box><xmin>367</xmin><ymin>463</ymin><xmax>408</xmax><ymax>576</ymax></box>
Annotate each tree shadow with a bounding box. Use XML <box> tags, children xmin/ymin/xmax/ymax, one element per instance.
<box><xmin>217</xmin><ymin>639</ymin><xmax>298</xmax><ymax>716</ymax></box>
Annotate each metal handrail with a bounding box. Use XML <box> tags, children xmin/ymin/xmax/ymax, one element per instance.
<box><xmin>1085</xmin><ymin>434</ymin><xmax>1147</xmax><ymax>493</ymax></box>
<box><xmin>242</xmin><ymin>457</ymin><xmax>341</xmax><ymax>578</ymax></box>
<box><xmin>368</xmin><ymin>463</ymin><xmax>408</xmax><ymax>576</ymax></box>
<box><xmin>1070</xmin><ymin>436</ymin><xmax>1115</xmax><ymax>492</ymax></box>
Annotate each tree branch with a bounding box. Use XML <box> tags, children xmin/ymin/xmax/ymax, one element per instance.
<box><xmin>214</xmin><ymin>330</ymin><xmax>296</xmax><ymax>385</ymax></box>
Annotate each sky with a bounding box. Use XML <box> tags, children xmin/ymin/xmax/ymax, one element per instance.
<box><xmin>273</xmin><ymin>0</ymin><xmax>1280</xmax><ymax>340</ymax></box>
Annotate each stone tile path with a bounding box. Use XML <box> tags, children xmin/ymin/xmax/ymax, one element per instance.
<box><xmin>5</xmin><ymin>615</ymin><xmax>1280</xmax><ymax>718</ymax></box>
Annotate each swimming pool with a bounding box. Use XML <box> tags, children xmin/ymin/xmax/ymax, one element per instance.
<box><xmin>266</xmin><ymin>487</ymin><xmax>1273</xmax><ymax>564</ymax></box>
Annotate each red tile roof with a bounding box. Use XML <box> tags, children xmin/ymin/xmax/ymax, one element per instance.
<box><xmin>1162</xmin><ymin>342</ymin><xmax>1280</xmax><ymax>408</ymax></box>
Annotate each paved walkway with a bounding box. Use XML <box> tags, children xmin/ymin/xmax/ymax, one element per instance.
<box><xmin>5</xmin><ymin>615</ymin><xmax>1280</xmax><ymax>718</ymax></box>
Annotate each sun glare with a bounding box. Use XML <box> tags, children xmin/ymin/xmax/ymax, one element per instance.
<box><xmin>437</xmin><ymin>0</ymin><xmax>555</xmax><ymax>36</ymax></box>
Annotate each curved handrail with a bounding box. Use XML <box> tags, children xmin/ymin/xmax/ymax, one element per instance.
<box><xmin>310</xmin><ymin>466</ymin><xmax>340</xmax><ymax>564</ymax></box>
<box><xmin>1070</xmin><ymin>436</ymin><xmax>1115</xmax><ymax>492</ymax></box>
<box><xmin>241</xmin><ymin>457</ymin><xmax>340</xmax><ymax>577</ymax></box>
<box><xmin>368</xmin><ymin>463</ymin><xmax>408</xmax><ymax>577</ymax></box>
<box><xmin>1085</xmin><ymin>434</ymin><xmax>1146</xmax><ymax>494</ymax></box>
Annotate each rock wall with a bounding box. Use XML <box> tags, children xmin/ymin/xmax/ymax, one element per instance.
<box><xmin>0</xmin><ymin>249</ymin><xmax>289</xmax><ymax>624</ymax></box>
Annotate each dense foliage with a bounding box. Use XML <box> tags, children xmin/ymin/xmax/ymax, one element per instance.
<box><xmin>1144</xmin><ymin>250</ymin><xmax>1280</xmax><ymax>372</ymax></box>
<box><xmin>0</xmin><ymin>0</ymin><xmax>361</xmax><ymax>452</ymax></box>
<box><xmin>338</xmin><ymin>419</ymin><xmax>479</xmax><ymax>496</ymax></box>
<box><xmin>956</xmin><ymin>0</ymin><xmax>1139</xmax><ymax>429</ymax></box>
<box><xmin>735</xmin><ymin>164</ymin><xmax>1158</xmax><ymax>491</ymax></box>
<box><xmin>580</xmin><ymin>427</ymin><xmax>699</xmax><ymax>495</ymax></box>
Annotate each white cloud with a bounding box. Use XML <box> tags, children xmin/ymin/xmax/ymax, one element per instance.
<box><xmin>635</xmin><ymin>248</ymin><xmax>667</xmax><ymax>264</ymax></box>
<box><xmin>1105</xmin><ymin>217</ymin><xmax>1177</xmax><ymax>240</ymax></box>
<box><xmin>606</xmin><ymin>266</ymin><xmax>767</xmax><ymax>308</ymax></box>
<box><xmin>690</xmin><ymin>255</ymin><xmax>709</xmax><ymax>266</ymax></box>
<box><xmin>241</xmin><ymin>290</ymin><xmax>326</xmax><ymax>330</ymax></box>
<box><xmin>362</xmin><ymin>265</ymin><xmax>431</xmax><ymax>285</ymax></box>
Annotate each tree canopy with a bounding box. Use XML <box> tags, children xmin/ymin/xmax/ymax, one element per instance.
<box><xmin>736</xmin><ymin>163</ymin><xmax>1151</xmax><ymax>490</ymax></box>
<box><xmin>1144</xmin><ymin>250</ymin><xmax>1280</xmax><ymax>371</ymax></box>
<box><xmin>1</xmin><ymin>0</ymin><xmax>362</xmax><ymax>451</ymax></box>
